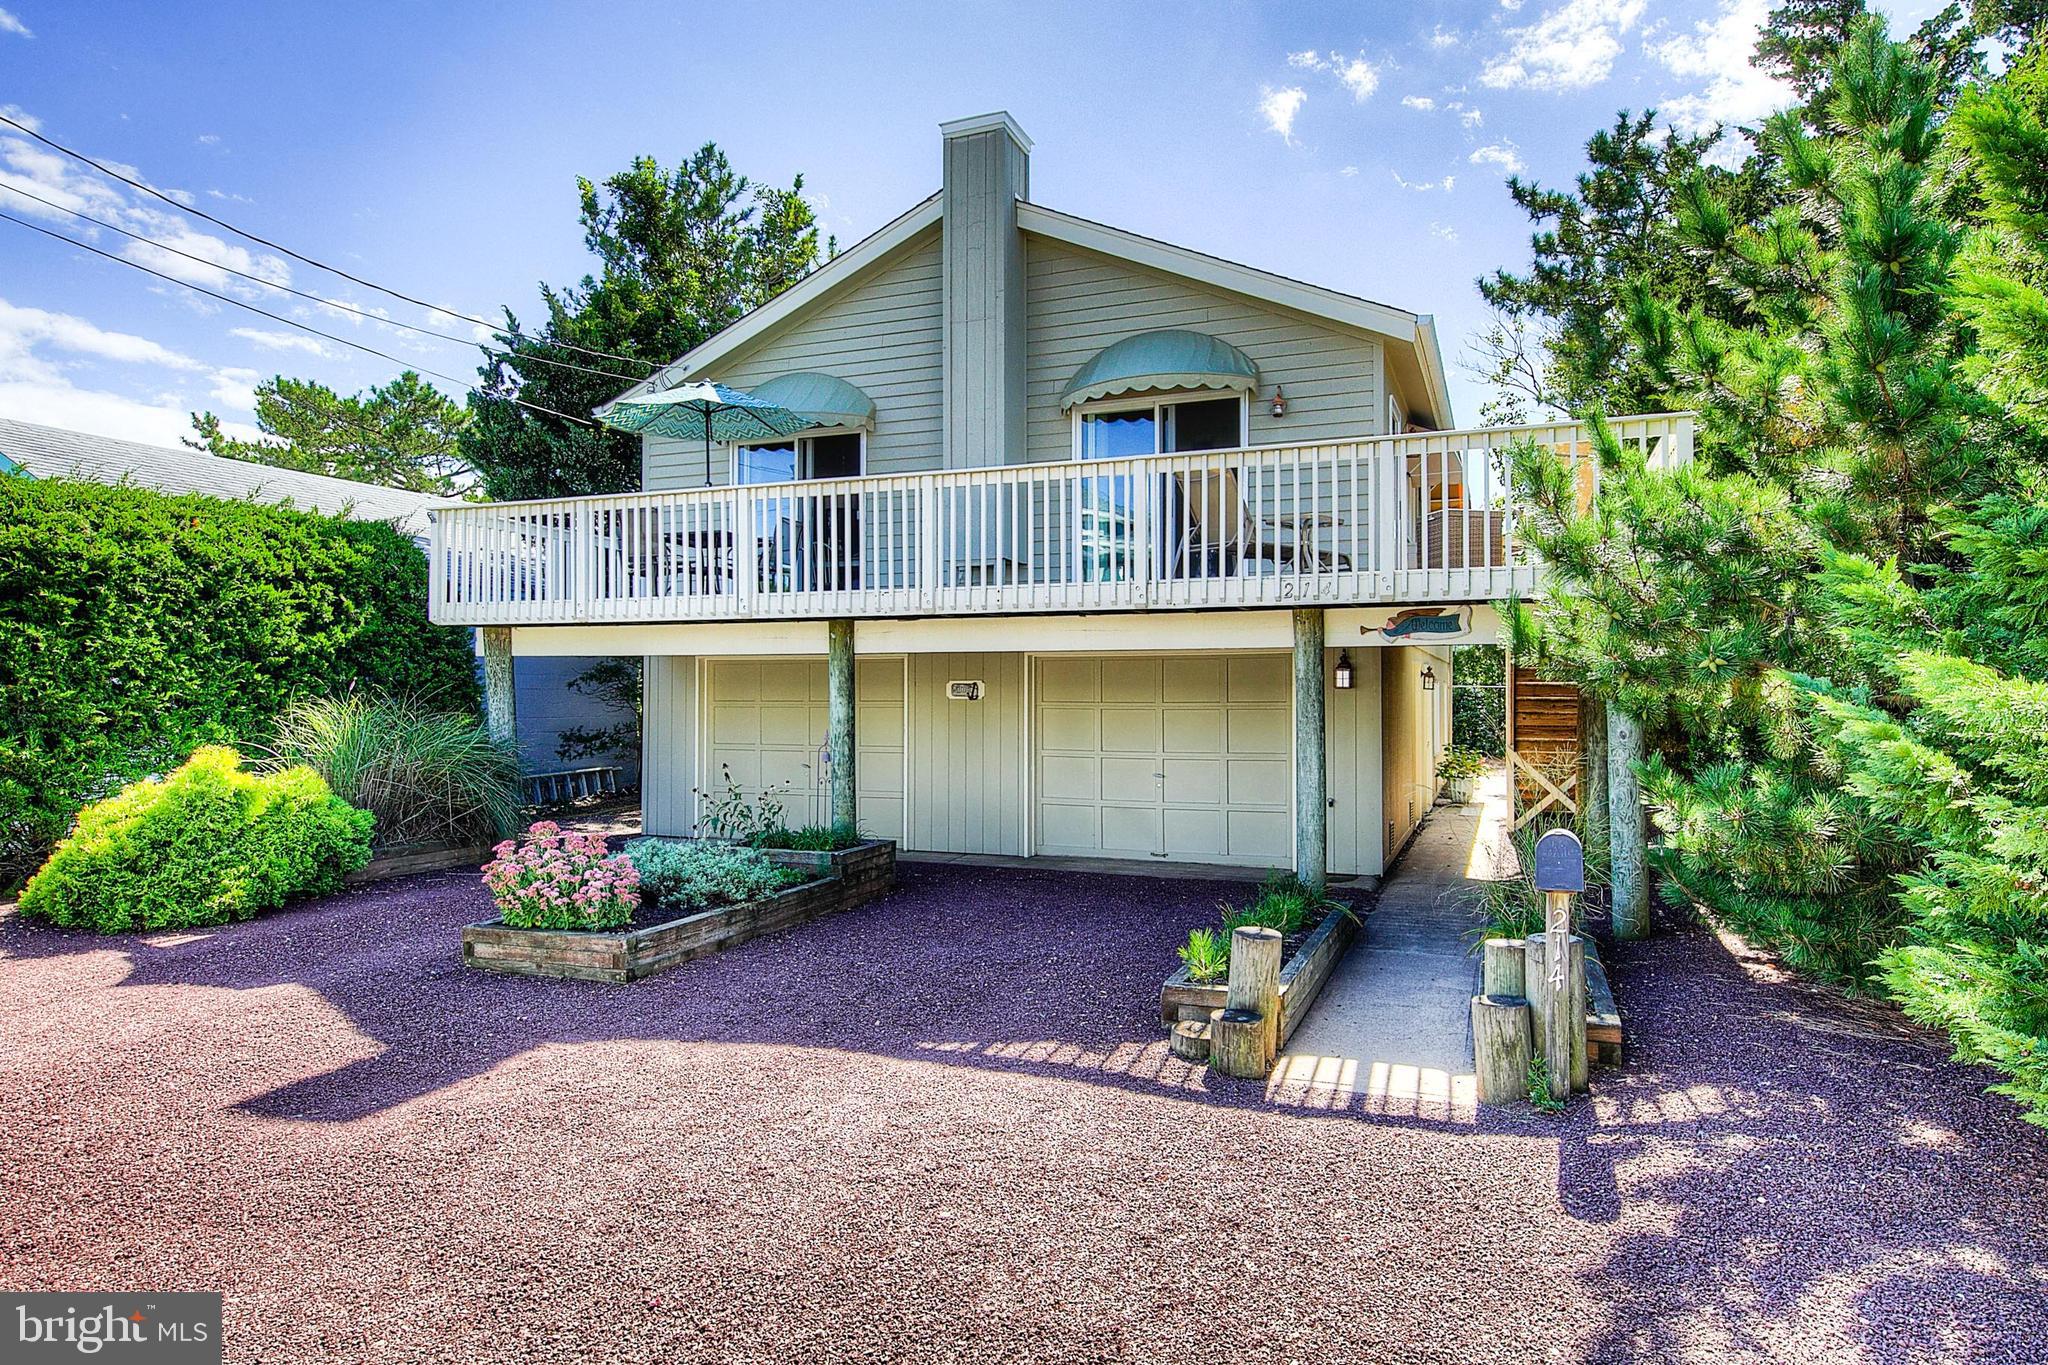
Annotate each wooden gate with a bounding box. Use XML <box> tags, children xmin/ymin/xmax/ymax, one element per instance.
<box><xmin>1506</xmin><ymin>665</ymin><xmax>1581</xmax><ymax>830</ymax></box>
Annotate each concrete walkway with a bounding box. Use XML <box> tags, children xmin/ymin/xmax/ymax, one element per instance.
<box><xmin>1267</xmin><ymin>767</ymin><xmax>1517</xmax><ymax>1121</ymax></box>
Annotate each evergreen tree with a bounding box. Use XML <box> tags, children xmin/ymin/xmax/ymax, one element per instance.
<box><xmin>187</xmin><ymin>371</ymin><xmax>471</xmax><ymax>495</ymax></box>
<box><xmin>1510</xmin><ymin>19</ymin><xmax>2048</xmax><ymax>1120</ymax></box>
<box><xmin>462</xmin><ymin>145</ymin><xmax>831</xmax><ymax>500</ymax></box>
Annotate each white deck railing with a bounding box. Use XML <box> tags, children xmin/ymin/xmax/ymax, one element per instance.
<box><xmin>429</xmin><ymin>413</ymin><xmax>1691</xmax><ymax>626</ymax></box>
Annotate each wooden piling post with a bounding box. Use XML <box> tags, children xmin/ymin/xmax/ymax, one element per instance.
<box><xmin>1292</xmin><ymin>608</ymin><xmax>1328</xmax><ymax>895</ymax></box>
<box><xmin>826</xmin><ymin>618</ymin><xmax>857</xmax><ymax>830</ymax></box>
<box><xmin>481</xmin><ymin>625</ymin><xmax>515</xmax><ymax>748</ymax></box>
<box><xmin>1482</xmin><ymin>937</ymin><xmax>1526</xmax><ymax>998</ymax></box>
<box><xmin>1607</xmin><ymin>706</ymin><xmax>1648</xmax><ymax>940</ymax></box>
<box><xmin>1208</xmin><ymin>926</ymin><xmax>1281</xmax><ymax>1078</ymax></box>
<box><xmin>1471</xmin><ymin>994</ymin><xmax>1533</xmax><ymax>1106</ymax></box>
<box><xmin>1170</xmin><ymin>1018</ymin><xmax>1212</xmax><ymax>1063</ymax></box>
<box><xmin>1525</xmin><ymin>928</ymin><xmax>1588</xmax><ymax>1095</ymax></box>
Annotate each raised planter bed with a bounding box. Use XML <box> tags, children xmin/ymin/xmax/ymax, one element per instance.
<box><xmin>345</xmin><ymin>841</ymin><xmax>492</xmax><ymax>884</ymax></box>
<box><xmin>1158</xmin><ymin>899</ymin><xmax>1363</xmax><ymax>1046</ymax></box>
<box><xmin>462</xmin><ymin>839</ymin><xmax>895</xmax><ymax>983</ymax></box>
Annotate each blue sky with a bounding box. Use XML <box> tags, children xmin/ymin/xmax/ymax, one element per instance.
<box><xmin>0</xmin><ymin>0</ymin><xmax>1945</xmax><ymax>447</ymax></box>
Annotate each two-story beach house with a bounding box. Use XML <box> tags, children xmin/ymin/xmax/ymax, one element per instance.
<box><xmin>430</xmin><ymin>113</ymin><xmax>1689</xmax><ymax>884</ymax></box>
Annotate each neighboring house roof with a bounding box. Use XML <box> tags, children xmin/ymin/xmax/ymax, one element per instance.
<box><xmin>602</xmin><ymin>187</ymin><xmax>1454</xmax><ymax>429</ymax></box>
<box><xmin>0</xmin><ymin>417</ymin><xmax>456</xmax><ymax>537</ymax></box>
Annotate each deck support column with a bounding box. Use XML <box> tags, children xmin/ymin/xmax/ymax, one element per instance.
<box><xmin>1580</xmin><ymin>692</ymin><xmax>1609</xmax><ymax>841</ymax></box>
<box><xmin>481</xmin><ymin>626</ymin><xmax>515</xmax><ymax>750</ymax></box>
<box><xmin>1293</xmin><ymin>608</ymin><xmax>1327</xmax><ymax>894</ymax></box>
<box><xmin>1607</xmin><ymin>706</ymin><xmax>1648</xmax><ymax>939</ymax></box>
<box><xmin>827</xmin><ymin>618</ymin><xmax>857</xmax><ymax>830</ymax></box>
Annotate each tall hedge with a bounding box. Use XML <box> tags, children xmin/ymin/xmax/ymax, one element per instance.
<box><xmin>0</xmin><ymin>475</ymin><xmax>479</xmax><ymax>883</ymax></box>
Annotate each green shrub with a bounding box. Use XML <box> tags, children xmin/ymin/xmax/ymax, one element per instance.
<box><xmin>1221</xmin><ymin>872</ymin><xmax>1326</xmax><ymax>939</ymax></box>
<box><xmin>0</xmin><ymin>476</ymin><xmax>477</xmax><ymax>886</ymax></box>
<box><xmin>626</xmin><ymin>839</ymin><xmax>808</xmax><ymax>910</ymax></box>
<box><xmin>267</xmin><ymin>694</ymin><xmax>521</xmax><ymax>849</ymax></box>
<box><xmin>1177</xmin><ymin>927</ymin><xmax>1228</xmax><ymax>983</ymax></box>
<box><xmin>1437</xmin><ymin>745</ymin><xmax>1488</xmax><ymax>783</ymax></box>
<box><xmin>751</xmin><ymin>822</ymin><xmax>864</xmax><ymax>852</ymax></box>
<box><xmin>17</xmin><ymin>746</ymin><xmax>372</xmax><ymax>933</ymax></box>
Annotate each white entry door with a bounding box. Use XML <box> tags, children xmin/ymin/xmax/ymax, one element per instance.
<box><xmin>1034</xmin><ymin>654</ymin><xmax>1291</xmax><ymax>864</ymax></box>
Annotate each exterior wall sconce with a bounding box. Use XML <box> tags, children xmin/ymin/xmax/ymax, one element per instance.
<box><xmin>1420</xmin><ymin>664</ymin><xmax>1437</xmax><ymax>692</ymax></box>
<box><xmin>1334</xmin><ymin>651</ymin><xmax>1354</xmax><ymax>690</ymax></box>
<box><xmin>1269</xmin><ymin>386</ymin><xmax>1287</xmax><ymax>418</ymax></box>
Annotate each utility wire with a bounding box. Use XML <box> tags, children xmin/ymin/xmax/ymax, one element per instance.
<box><xmin>0</xmin><ymin>110</ymin><xmax>657</xmax><ymax>372</ymax></box>
<box><xmin>0</xmin><ymin>181</ymin><xmax>641</xmax><ymax>385</ymax></box>
<box><xmin>0</xmin><ymin>209</ymin><xmax>599</xmax><ymax>428</ymax></box>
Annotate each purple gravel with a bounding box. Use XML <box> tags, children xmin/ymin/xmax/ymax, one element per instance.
<box><xmin>1</xmin><ymin>866</ymin><xmax>2044</xmax><ymax>1364</ymax></box>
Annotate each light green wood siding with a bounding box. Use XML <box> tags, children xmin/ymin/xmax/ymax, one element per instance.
<box><xmin>642</xmin><ymin>229</ymin><xmax>945</xmax><ymax>489</ymax></box>
<box><xmin>641</xmin><ymin>655</ymin><xmax>697</xmax><ymax>836</ymax></box>
<box><xmin>701</xmin><ymin>657</ymin><xmax>907</xmax><ymax>840</ymax></box>
<box><xmin>907</xmin><ymin>652</ymin><xmax>1027</xmax><ymax>854</ymax></box>
<box><xmin>1023</xmin><ymin>236</ymin><xmax>1383</xmax><ymax>463</ymax></box>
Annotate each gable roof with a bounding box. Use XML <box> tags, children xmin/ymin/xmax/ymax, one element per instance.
<box><xmin>602</xmin><ymin>188</ymin><xmax>1454</xmax><ymax>429</ymax></box>
<box><xmin>599</xmin><ymin>194</ymin><xmax>944</xmax><ymax>415</ymax></box>
<box><xmin>0</xmin><ymin>417</ymin><xmax>457</xmax><ymax>536</ymax></box>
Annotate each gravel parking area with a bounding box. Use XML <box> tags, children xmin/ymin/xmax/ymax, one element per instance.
<box><xmin>2</xmin><ymin>863</ymin><xmax>2045</xmax><ymax>1364</ymax></box>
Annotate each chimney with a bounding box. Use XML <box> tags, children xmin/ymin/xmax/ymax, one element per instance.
<box><xmin>940</xmin><ymin>112</ymin><xmax>1030</xmax><ymax>469</ymax></box>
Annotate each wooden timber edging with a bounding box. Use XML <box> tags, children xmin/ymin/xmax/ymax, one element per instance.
<box><xmin>345</xmin><ymin>842</ymin><xmax>493</xmax><ymax>885</ymax></box>
<box><xmin>1158</xmin><ymin>901</ymin><xmax>1363</xmax><ymax>1046</ymax></box>
<box><xmin>461</xmin><ymin>840</ymin><xmax>897</xmax><ymax>983</ymax></box>
<box><xmin>1583</xmin><ymin>935</ymin><xmax>1623</xmax><ymax>1066</ymax></box>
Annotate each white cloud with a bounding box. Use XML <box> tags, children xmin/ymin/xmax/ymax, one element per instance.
<box><xmin>0</xmin><ymin>8</ymin><xmax>31</xmax><ymax>37</ymax></box>
<box><xmin>0</xmin><ymin>296</ymin><xmax>267</xmax><ymax>447</ymax></box>
<box><xmin>1461</xmin><ymin>107</ymin><xmax>1485</xmax><ymax>128</ymax></box>
<box><xmin>1470</xmin><ymin>141</ymin><xmax>1528</xmax><ymax>173</ymax></box>
<box><xmin>1432</xmin><ymin>223</ymin><xmax>1460</xmax><ymax>242</ymax></box>
<box><xmin>1482</xmin><ymin>0</ymin><xmax>1647</xmax><ymax>91</ymax></box>
<box><xmin>1392</xmin><ymin>171</ymin><xmax>1457</xmax><ymax>192</ymax></box>
<box><xmin>1284</xmin><ymin>49</ymin><xmax>1380</xmax><ymax>101</ymax></box>
<box><xmin>228</xmin><ymin>326</ymin><xmax>326</xmax><ymax>356</ymax></box>
<box><xmin>0</xmin><ymin>298</ymin><xmax>205</xmax><ymax>371</ymax></box>
<box><xmin>196</xmin><ymin>133</ymin><xmax>221</xmax><ymax>147</ymax></box>
<box><xmin>0</xmin><ymin>110</ymin><xmax>290</xmax><ymax>301</ymax></box>
<box><xmin>1259</xmin><ymin>86</ymin><xmax>1308</xmax><ymax>142</ymax></box>
<box><xmin>1339</xmin><ymin>165</ymin><xmax>1359</xmax><ymax>176</ymax></box>
<box><xmin>0</xmin><ymin>104</ymin><xmax>37</xmax><ymax>131</ymax></box>
<box><xmin>1430</xmin><ymin>25</ymin><xmax>1462</xmax><ymax>49</ymax></box>
<box><xmin>1403</xmin><ymin>95</ymin><xmax>1438</xmax><ymax>111</ymax></box>
<box><xmin>1647</xmin><ymin>0</ymin><xmax>1797</xmax><ymax>137</ymax></box>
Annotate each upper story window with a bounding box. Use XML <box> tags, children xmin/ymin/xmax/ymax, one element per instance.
<box><xmin>1075</xmin><ymin>394</ymin><xmax>1246</xmax><ymax>461</ymax></box>
<box><xmin>733</xmin><ymin>431</ymin><xmax>864</xmax><ymax>484</ymax></box>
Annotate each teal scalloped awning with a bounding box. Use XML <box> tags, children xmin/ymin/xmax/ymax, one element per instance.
<box><xmin>750</xmin><ymin>372</ymin><xmax>876</xmax><ymax>430</ymax></box>
<box><xmin>1059</xmin><ymin>329</ymin><xmax>1259</xmax><ymax>410</ymax></box>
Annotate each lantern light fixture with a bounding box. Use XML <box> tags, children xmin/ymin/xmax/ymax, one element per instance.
<box><xmin>1269</xmin><ymin>386</ymin><xmax>1286</xmax><ymax>418</ymax></box>
<box><xmin>1420</xmin><ymin>664</ymin><xmax>1437</xmax><ymax>692</ymax></box>
<box><xmin>1334</xmin><ymin>651</ymin><xmax>1354</xmax><ymax>690</ymax></box>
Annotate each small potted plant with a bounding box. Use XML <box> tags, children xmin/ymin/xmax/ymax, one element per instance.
<box><xmin>1437</xmin><ymin>746</ymin><xmax>1486</xmax><ymax>804</ymax></box>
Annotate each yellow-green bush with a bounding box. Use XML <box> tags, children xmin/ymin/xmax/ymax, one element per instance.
<box><xmin>18</xmin><ymin>746</ymin><xmax>373</xmax><ymax>933</ymax></box>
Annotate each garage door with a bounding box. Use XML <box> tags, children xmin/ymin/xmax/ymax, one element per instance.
<box><xmin>703</xmin><ymin>658</ymin><xmax>905</xmax><ymax>840</ymax></box>
<box><xmin>1035</xmin><ymin>655</ymin><xmax>1291</xmax><ymax>864</ymax></box>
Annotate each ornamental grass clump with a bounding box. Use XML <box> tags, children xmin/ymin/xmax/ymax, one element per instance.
<box><xmin>625</xmin><ymin>839</ymin><xmax>807</xmax><ymax>911</ymax></box>
<box><xmin>750</xmin><ymin>822</ymin><xmax>864</xmax><ymax>852</ymax></box>
<box><xmin>483</xmin><ymin>821</ymin><xmax>640</xmax><ymax>931</ymax></box>
<box><xmin>267</xmin><ymin>694</ymin><xmax>521</xmax><ymax>849</ymax></box>
<box><xmin>18</xmin><ymin>745</ymin><xmax>372</xmax><ymax>934</ymax></box>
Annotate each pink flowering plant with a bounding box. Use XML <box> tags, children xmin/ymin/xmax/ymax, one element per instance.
<box><xmin>482</xmin><ymin>821</ymin><xmax>641</xmax><ymax>931</ymax></box>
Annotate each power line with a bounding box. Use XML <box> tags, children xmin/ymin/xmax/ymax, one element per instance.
<box><xmin>0</xmin><ymin>110</ymin><xmax>656</xmax><ymax>372</ymax></box>
<box><xmin>0</xmin><ymin>181</ymin><xmax>641</xmax><ymax>385</ymax></box>
<box><xmin>0</xmin><ymin>208</ymin><xmax>599</xmax><ymax>428</ymax></box>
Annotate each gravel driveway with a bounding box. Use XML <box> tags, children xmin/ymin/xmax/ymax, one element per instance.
<box><xmin>2</xmin><ymin>863</ymin><xmax>2044</xmax><ymax>1364</ymax></box>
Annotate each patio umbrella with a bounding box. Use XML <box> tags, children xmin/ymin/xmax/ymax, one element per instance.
<box><xmin>600</xmin><ymin>381</ymin><xmax>812</xmax><ymax>486</ymax></box>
